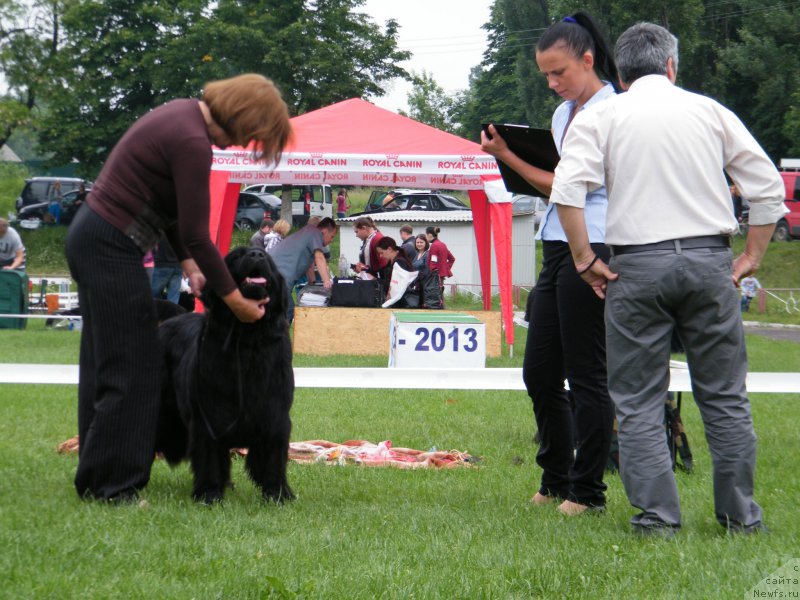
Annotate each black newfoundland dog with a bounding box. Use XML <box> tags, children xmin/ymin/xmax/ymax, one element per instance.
<box><xmin>155</xmin><ymin>246</ymin><xmax>295</xmax><ymax>504</ymax></box>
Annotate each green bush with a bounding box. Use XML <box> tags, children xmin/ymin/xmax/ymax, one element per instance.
<box><xmin>0</xmin><ymin>162</ymin><xmax>28</xmax><ymax>217</ymax></box>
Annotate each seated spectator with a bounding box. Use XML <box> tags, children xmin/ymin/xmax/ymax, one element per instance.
<box><xmin>0</xmin><ymin>218</ymin><xmax>26</xmax><ymax>270</ymax></box>
<box><xmin>74</xmin><ymin>184</ymin><xmax>88</xmax><ymax>210</ymax></box>
<box><xmin>264</xmin><ymin>219</ymin><xmax>290</xmax><ymax>252</ymax></box>
<box><xmin>250</xmin><ymin>218</ymin><xmax>274</xmax><ymax>249</ymax></box>
<box><xmin>375</xmin><ymin>236</ymin><xmax>418</xmax><ymax>307</ymax></box>
<box><xmin>48</xmin><ymin>181</ymin><xmax>63</xmax><ymax>224</ymax></box>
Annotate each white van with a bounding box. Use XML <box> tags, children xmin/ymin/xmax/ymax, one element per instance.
<box><xmin>243</xmin><ymin>184</ymin><xmax>332</xmax><ymax>225</ymax></box>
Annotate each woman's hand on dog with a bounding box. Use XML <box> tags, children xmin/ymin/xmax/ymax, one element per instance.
<box><xmin>224</xmin><ymin>289</ymin><xmax>267</xmax><ymax>323</ymax></box>
<box><xmin>182</xmin><ymin>259</ymin><xmax>206</xmax><ymax>297</ymax></box>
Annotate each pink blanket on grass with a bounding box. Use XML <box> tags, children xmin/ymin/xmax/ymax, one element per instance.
<box><xmin>58</xmin><ymin>437</ymin><xmax>478</xmax><ymax>469</ymax></box>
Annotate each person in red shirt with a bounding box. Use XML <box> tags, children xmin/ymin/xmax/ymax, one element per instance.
<box><xmin>425</xmin><ymin>226</ymin><xmax>455</xmax><ymax>278</ymax></box>
<box><xmin>336</xmin><ymin>189</ymin><xmax>350</xmax><ymax>219</ymax></box>
<box><xmin>425</xmin><ymin>226</ymin><xmax>455</xmax><ymax>308</ymax></box>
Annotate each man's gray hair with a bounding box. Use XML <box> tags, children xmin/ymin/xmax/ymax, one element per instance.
<box><xmin>615</xmin><ymin>22</ymin><xmax>679</xmax><ymax>85</ymax></box>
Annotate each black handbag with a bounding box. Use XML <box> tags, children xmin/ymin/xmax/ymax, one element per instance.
<box><xmin>419</xmin><ymin>273</ymin><xmax>443</xmax><ymax>309</ymax></box>
<box><xmin>330</xmin><ymin>277</ymin><xmax>382</xmax><ymax>308</ymax></box>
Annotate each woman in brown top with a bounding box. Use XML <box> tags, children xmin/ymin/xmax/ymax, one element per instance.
<box><xmin>65</xmin><ymin>74</ymin><xmax>292</xmax><ymax>503</ymax></box>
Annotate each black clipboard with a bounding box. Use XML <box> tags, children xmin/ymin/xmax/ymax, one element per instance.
<box><xmin>482</xmin><ymin>123</ymin><xmax>559</xmax><ymax>197</ymax></box>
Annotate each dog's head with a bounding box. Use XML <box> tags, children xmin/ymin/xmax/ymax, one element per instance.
<box><xmin>206</xmin><ymin>246</ymin><xmax>288</xmax><ymax>324</ymax></box>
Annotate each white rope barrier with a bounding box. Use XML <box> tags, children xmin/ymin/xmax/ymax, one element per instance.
<box><xmin>1</xmin><ymin>364</ymin><xmax>798</xmax><ymax>393</ymax></box>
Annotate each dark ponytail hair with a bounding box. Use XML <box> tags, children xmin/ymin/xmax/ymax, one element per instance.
<box><xmin>375</xmin><ymin>236</ymin><xmax>400</xmax><ymax>252</ymax></box>
<box><xmin>425</xmin><ymin>226</ymin><xmax>440</xmax><ymax>239</ymax></box>
<box><xmin>537</xmin><ymin>11</ymin><xmax>621</xmax><ymax>93</ymax></box>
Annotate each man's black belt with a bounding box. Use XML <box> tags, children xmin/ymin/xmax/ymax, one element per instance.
<box><xmin>609</xmin><ymin>235</ymin><xmax>730</xmax><ymax>256</ymax></box>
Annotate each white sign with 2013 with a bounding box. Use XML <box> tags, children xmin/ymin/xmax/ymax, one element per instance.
<box><xmin>389</xmin><ymin>313</ymin><xmax>486</xmax><ymax>369</ymax></box>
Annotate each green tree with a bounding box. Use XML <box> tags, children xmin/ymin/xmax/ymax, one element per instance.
<box><xmin>0</xmin><ymin>0</ymin><xmax>63</xmax><ymax>148</ymax></box>
<box><xmin>502</xmin><ymin>0</ymin><xmax>557</xmax><ymax>127</ymax></box>
<box><xmin>34</xmin><ymin>0</ymin><xmax>411</xmax><ymax>175</ymax></box>
<box><xmin>36</xmin><ymin>0</ymin><xmax>205</xmax><ymax>175</ymax></box>
<box><xmin>549</xmin><ymin>0</ymin><xmax>705</xmax><ymax>89</ymax></box>
<box><xmin>785</xmin><ymin>88</ymin><xmax>800</xmax><ymax>158</ymax></box>
<box><xmin>402</xmin><ymin>70</ymin><xmax>456</xmax><ymax>133</ymax></box>
<box><xmin>452</xmin><ymin>0</ymin><xmax>550</xmax><ymax>142</ymax></box>
<box><xmin>709</xmin><ymin>1</ymin><xmax>800</xmax><ymax>161</ymax></box>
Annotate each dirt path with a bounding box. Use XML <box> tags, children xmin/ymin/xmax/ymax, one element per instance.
<box><xmin>744</xmin><ymin>323</ymin><xmax>800</xmax><ymax>343</ymax></box>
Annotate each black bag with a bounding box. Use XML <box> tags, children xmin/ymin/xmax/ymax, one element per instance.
<box><xmin>419</xmin><ymin>273</ymin><xmax>443</xmax><ymax>309</ymax></box>
<box><xmin>330</xmin><ymin>277</ymin><xmax>382</xmax><ymax>308</ymax></box>
<box><xmin>399</xmin><ymin>285</ymin><xmax>420</xmax><ymax>308</ymax></box>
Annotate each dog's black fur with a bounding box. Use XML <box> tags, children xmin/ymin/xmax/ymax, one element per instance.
<box><xmin>155</xmin><ymin>246</ymin><xmax>294</xmax><ymax>504</ymax></box>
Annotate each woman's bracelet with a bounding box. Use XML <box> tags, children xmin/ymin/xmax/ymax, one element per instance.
<box><xmin>576</xmin><ymin>254</ymin><xmax>599</xmax><ymax>275</ymax></box>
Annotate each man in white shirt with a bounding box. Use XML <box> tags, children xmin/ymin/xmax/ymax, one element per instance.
<box><xmin>551</xmin><ymin>22</ymin><xmax>786</xmax><ymax>537</ymax></box>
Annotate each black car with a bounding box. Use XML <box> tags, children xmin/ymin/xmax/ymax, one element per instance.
<box><xmin>235</xmin><ymin>192</ymin><xmax>281</xmax><ymax>230</ymax></box>
<box><xmin>15</xmin><ymin>176</ymin><xmax>91</xmax><ymax>213</ymax></box>
<box><xmin>357</xmin><ymin>190</ymin><xmax>469</xmax><ymax>215</ymax></box>
<box><xmin>16</xmin><ymin>188</ymin><xmax>89</xmax><ymax>225</ymax></box>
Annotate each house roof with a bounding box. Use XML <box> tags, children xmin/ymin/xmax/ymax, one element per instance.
<box><xmin>0</xmin><ymin>145</ymin><xmax>21</xmax><ymax>162</ymax></box>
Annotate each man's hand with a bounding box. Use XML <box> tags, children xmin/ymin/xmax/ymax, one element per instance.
<box><xmin>732</xmin><ymin>252</ymin><xmax>759</xmax><ymax>286</ymax></box>
<box><xmin>731</xmin><ymin>223</ymin><xmax>774</xmax><ymax>286</ymax></box>
<box><xmin>576</xmin><ymin>256</ymin><xmax>618</xmax><ymax>299</ymax></box>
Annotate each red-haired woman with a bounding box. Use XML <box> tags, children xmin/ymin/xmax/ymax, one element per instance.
<box><xmin>65</xmin><ymin>74</ymin><xmax>293</xmax><ymax>503</ymax></box>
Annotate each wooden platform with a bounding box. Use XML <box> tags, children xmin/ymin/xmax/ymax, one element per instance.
<box><xmin>293</xmin><ymin>307</ymin><xmax>502</xmax><ymax>357</ymax></box>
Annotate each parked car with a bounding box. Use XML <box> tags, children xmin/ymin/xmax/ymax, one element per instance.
<box><xmin>242</xmin><ymin>184</ymin><xmax>332</xmax><ymax>224</ymax></box>
<box><xmin>511</xmin><ymin>194</ymin><xmax>547</xmax><ymax>226</ymax></box>
<box><xmin>16</xmin><ymin>187</ymin><xmax>91</xmax><ymax>225</ymax></box>
<box><xmin>235</xmin><ymin>192</ymin><xmax>281</xmax><ymax>230</ymax></box>
<box><xmin>15</xmin><ymin>176</ymin><xmax>91</xmax><ymax>214</ymax></box>
<box><xmin>357</xmin><ymin>190</ymin><xmax>470</xmax><ymax>215</ymax></box>
<box><xmin>772</xmin><ymin>169</ymin><xmax>800</xmax><ymax>241</ymax></box>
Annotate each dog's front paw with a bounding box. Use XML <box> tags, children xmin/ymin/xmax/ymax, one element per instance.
<box><xmin>263</xmin><ymin>486</ymin><xmax>296</xmax><ymax>504</ymax></box>
<box><xmin>193</xmin><ymin>489</ymin><xmax>224</xmax><ymax>505</ymax></box>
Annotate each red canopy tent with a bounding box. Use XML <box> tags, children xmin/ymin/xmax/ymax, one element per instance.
<box><xmin>208</xmin><ymin>98</ymin><xmax>516</xmax><ymax>348</ymax></box>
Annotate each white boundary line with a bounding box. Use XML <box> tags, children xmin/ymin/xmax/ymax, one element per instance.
<box><xmin>1</xmin><ymin>364</ymin><xmax>799</xmax><ymax>393</ymax></box>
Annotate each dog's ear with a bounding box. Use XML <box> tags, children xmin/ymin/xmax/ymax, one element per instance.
<box><xmin>225</xmin><ymin>246</ymin><xmax>249</xmax><ymax>276</ymax></box>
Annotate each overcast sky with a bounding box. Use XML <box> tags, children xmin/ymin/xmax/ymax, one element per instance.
<box><xmin>359</xmin><ymin>0</ymin><xmax>492</xmax><ymax>113</ymax></box>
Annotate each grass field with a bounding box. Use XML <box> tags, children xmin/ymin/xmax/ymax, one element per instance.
<box><xmin>1</xmin><ymin>321</ymin><xmax>799</xmax><ymax>598</ymax></box>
